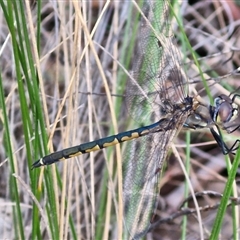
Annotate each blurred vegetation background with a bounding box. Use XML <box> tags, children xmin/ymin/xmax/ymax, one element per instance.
<box><xmin>0</xmin><ymin>0</ymin><xmax>240</xmax><ymax>239</ymax></box>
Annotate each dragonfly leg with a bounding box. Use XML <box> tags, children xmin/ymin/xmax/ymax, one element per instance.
<box><xmin>231</xmin><ymin>93</ymin><xmax>240</xmax><ymax>103</ymax></box>
<box><xmin>210</xmin><ymin>127</ymin><xmax>240</xmax><ymax>155</ymax></box>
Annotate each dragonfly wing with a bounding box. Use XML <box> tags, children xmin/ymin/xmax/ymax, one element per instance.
<box><xmin>126</xmin><ymin>1</ymin><xmax>189</xmax><ymax>124</ymax></box>
<box><xmin>122</xmin><ymin>1</ymin><xmax>191</xmax><ymax>238</ymax></box>
<box><xmin>123</xmin><ymin>128</ymin><xmax>178</xmax><ymax>239</ymax></box>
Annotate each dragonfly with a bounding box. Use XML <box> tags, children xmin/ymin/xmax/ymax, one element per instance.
<box><xmin>32</xmin><ymin>1</ymin><xmax>240</xmax><ymax>238</ymax></box>
<box><xmin>32</xmin><ymin>94</ymin><xmax>240</xmax><ymax>169</ymax></box>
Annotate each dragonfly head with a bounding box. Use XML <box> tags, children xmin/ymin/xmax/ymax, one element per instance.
<box><xmin>211</xmin><ymin>94</ymin><xmax>240</xmax><ymax>134</ymax></box>
<box><xmin>212</xmin><ymin>95</ymin><xmax>237</xmax><ymax>123</ymax></box>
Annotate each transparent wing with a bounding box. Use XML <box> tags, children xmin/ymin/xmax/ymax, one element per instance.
<box><xmin>122</xmin><ymin>110</ymin><xmax>188</xmax><ymax>239</ymax></box>
<box><xmin>126</xmin><ymin>1</ymin><xmax>189</xmax><ymax>124</ymax></box>
<box><xmin>122</xmin><ymin>1</ymin><xmax>191</xmax><ymax>238</ymax></box>
<box><xmin>122</xmin><ymin>131</ymin><xmax>170</xmax><ymax>239</ymax></box>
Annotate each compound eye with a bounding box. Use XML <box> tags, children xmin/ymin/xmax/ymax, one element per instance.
<box><xmin>217</xmin><ymin>101</ymin><xmax>233</xmax><ymax>123</ymax></box>
<box><xmin>214</xmin><ymin>97</ymin><xmax>222</xmax><ymax>107</ymax></box>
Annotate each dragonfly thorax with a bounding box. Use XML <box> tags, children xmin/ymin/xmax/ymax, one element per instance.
<box><xmin>183</xmin><ymin>97</ymin><xmax>213</xmax><ymax>129</ymax></box>
<box><xmin>161</xmin><ymin>96</ymin><xmax>194</xmax><ymax>115</ymax></box>
<box><xmin>173</xmin><ymin>96</ymin><xmax>194</xmax><ymax>114</ymax></box>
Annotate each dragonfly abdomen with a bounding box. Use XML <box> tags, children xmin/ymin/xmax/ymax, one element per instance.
<box><xmin>32</xmin><ymin>122</ymin><xmax>161</xmax><ymax>169</ymax></box>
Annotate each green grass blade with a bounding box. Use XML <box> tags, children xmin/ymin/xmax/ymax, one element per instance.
<box><xmin>210</xmin><ymin>149</ymin><xmax>240</xmax><ymax>239</ymax></box>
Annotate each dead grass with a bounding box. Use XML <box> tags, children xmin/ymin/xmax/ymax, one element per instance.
<box><xmin>0</xmin><ymin>0</ymin><xmax>240</xmax><ymax>239</ymax></box>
